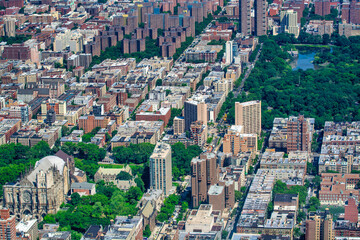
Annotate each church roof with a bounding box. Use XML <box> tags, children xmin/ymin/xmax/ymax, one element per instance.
<box><xmin>55</xmin><ymin>150</ymin><xmax>72</xmax><ymax>162</ymax></box>
<box><xmin>141</xmin><ymin>200</ymin><xmax>155</xmax><ymax>218</ymax></box>
<box><xmin>96</xmin><ymin>165</ymin><xmax>132</xmax><ymax>175</ymax></box>
<box><xmin>27</xmin><ymin>156</ymin><xmax>66</xmax><ymax>183</ymax></box>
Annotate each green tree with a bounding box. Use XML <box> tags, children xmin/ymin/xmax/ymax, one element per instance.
<box><xmin>294</xmin><ymin>227</ymin><xmax>302</xmax><ymax>238</ymax></box>
<box><xmin>112</xmin><ymin>143</ymin><xmax>155</xmax><ymax>164</ymax></box>
<box><xmin>312</xmin><ymin>175</ymin><xmax>321</xmax><ymax>189</ymax></box>
<box><xmin>297</xmin><ymin>210</ymin><xmax>306</xmax><ymax>223</ymax></box>
<box><xmin>91</xmin><ymin>202</ymin><xmax>104</xmax><ymax>218</ymax></box>
<box><xmin>143</xmin><ymin>225</ymin><xmax>151</xmax><ymax>237</ymax></box>
<box><xmin>235</xmin><ymin>190</ymin><xmax>242</xmax><ymax>202</ymax></box>
<box><xmin>309</xmin><ymin>196</ymin><xmax>320</xmax><ymax>210</ymax></box>
<box><xmin>307</xmin><ymin>162</ymin><xmax>317</xmax><ymax>175</ymax></box>
<box><xmin>167</xmin><ymin>108</ymin><xmax>182</xmax><ymax>127</ymax></box>
<box><xmin>171</xmin><ymin>143</ymin><xmax>202</xmax><ymax>177</ymax></box>
<box><xmin>30</xmin><ymin>141</ymin><xmax>51</xmax><ymax>159</ymax></box>
<box><xmin>156</xmin><ymin>79</ymin><xmax>162</xmax><ymax>86</ymax></box>
<box><xmin>70</xmin><ymin>193</ymin><xmax>81</xmax><ymax>206</ymax></box>
<box><xmin>43</xmin><ymin>214</ymin><xmax>56</xmax><ymax>224</ymax></box>
<box><xmin>116</xmin><ymin>171</ymin><xmax>133</xmax><ymax>180</ymax></box>
<box><xmin>71</xmin><ymin>231</ymin><xmax>82</xmax><ymax>240</ymax></box>
<box><xmin>135</xmin><ymin>178</ymin><xmax>145</xmax><ymax>192</ymax></box>
<box><xmin>156</xmin><ymin>194</ymin><xmax>180</xmax><ymax>222</ymax></box>
<box><xmin>125</xmin><ymin>187</ymin><xmax>143</xmax><ymax>203</ymax></box>
<box><xmin>221</xmin><ymin>230</ymin><xmax>228</xmax><ymax>239</ymax></box>
<box><xmin>61</xmin><ymin>126</ymin><xmax>70</xmax><ymax>136</ymax></box>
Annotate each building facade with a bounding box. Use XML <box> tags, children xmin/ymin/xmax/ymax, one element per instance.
<box><xmin>149</xmin><ymin>142</ymin><xmax>172</xmax><ymax>196</ymax></box>
<box><xmin>235</xmin><ymin>101</ymin><xmax>261</xmax><ymax>135</ymax></box>
<box><xmin>0</xmin><ymin>208</ymin><xmax>16</xmax><ymax>240</ymax></box>
<box><xmin>305</xmin><ymin>210</ymin><xmax>334</xmax><ymax>240</ymax></box>
<box><xmin>191</xmin><ymin>153</ymin><xmax>219</xmax><ymax>208</ymax></box>
<box><xmin>3</xmin><ymin>155</ymin><xmax>73</xmax><ymax>220</ymax></box>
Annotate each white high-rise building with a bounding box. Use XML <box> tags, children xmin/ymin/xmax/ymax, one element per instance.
<box><xmin>150</xmin><ymin>142</ymin><xmax>172</xmax><ymax>196</ymax></box>
<box><xmin>280</xmin><ymin>10</ymin><xmax>299</xmax><ymax>37</ymax></box>
<box><xmin>225</xmin><ymin>41</ymin><xmax>233</xmax><ymax>65</ymax></box>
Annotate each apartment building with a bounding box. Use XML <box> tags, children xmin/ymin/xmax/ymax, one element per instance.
<box><xmin>235</xmin><ymin>101</ymin><xmax>261</xmax><ymax>135</ymax></box>
<box><xmin>149</xmin><ymin>142</ymin><xmax>172</xmax><ymax>196</ymax></box>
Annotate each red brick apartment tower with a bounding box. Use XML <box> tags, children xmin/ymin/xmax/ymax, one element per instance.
<box><xmin>191</xmin><ymin>153</ymin><xmax>219</xmax><ymax>208</ymax></box>
<box><xmin>350</xmin><ymin>0</ymin><xmax>360</xmax><ymax>24</ymax></box>
<box><xmin>0</xmin><ymin>208</ymin><xmax>16</xmax><ymax>240</ymax></box>
<box><xmin>286</xmin><ymin>115</ymin><xmax>309</xmax><ymax>153</ymax></box>
<box><xmin>315</xmin><ymin>0</ymin><xmax>331</xmax><ymax>16</ymax></box>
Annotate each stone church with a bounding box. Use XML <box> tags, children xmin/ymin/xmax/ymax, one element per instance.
<box><xmin>3</xmin><ymin>151</ymin><xmax>75</xmax><ymax>220</ymax></box>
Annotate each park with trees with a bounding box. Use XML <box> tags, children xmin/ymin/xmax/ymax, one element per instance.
<box><xmin>220</xmin><ymin>34</ymin><xmax>360</xmax><ymax>130</ymax></box>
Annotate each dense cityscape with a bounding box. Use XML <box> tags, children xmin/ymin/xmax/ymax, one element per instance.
<box><xmin>0</xmin><ymin>0</ymin><xmax>359</xmax><ymax>238</ymax></box>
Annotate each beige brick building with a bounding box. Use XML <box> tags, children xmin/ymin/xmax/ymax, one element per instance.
<box><xmin>235</xmin><ymin>100</ymin><xmax>261</xmax><ymax>135</ymax></box>
<box><xmin>150</xmin><ymin>142</ymin><xmax>172</xmax><ymax>196</ymax></box>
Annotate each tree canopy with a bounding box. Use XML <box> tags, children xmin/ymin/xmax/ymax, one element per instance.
<box><xmin>42</xmin><ymin>181</ymin><xmax>144</xmax><ymax>234</ymax></box>
<box><xmin>171</xmin><ymin>143</ymin><xmax>202</xmax><ymax>179</ymax></box>
<box><xmin>61</xmin><ymin>142</ymin><xmax>106</xmax><ymax>179</ymax></box>
<box><xmin>116</xmin><ymin>171</ymin><xmax>132</xmax><ymax>180</ymax></box>
<box><xmin>0</xmin><ymin>141</ymin><xmax>52</xmax><ymax>196</ymax></box>
<box><xmin>112</xmin><ymin>143</ymin><xmax>155</xmax><ymax>164</ymax></box>
<box><xmin>223</xmin><ymin>36</ymin><xmax>360</xmax><ymax>129</ymax></box>
<box><xmin>273</xmin><ymin>180</ymin><xmax>307</xmax><ymax>206</ymax></box>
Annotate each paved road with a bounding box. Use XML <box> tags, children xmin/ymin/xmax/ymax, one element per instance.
<box><xmin>234</xmin><ymin>44</ymin><xmax>262</xmax><ymax>98</ymax></box>
<box><xmin>227</xmin><ymin>177</ymin><xmax>253</xmax><ymax>239</ymax></box>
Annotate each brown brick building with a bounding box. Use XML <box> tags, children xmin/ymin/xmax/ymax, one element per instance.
<box><xmin>136</xmin><ymin>107</ymin><xmax>171</xmax><ymax>126</ymax></box>
<box><xmin>0</xmin><ymin>208</ymin><xmax>16</xmax><ymax>240</ymax></box>
<box><xmin>2</xmin><ymin>44</ymin><xmax>31</xmax><ymax>61</ymax></box>
<box><xmin>97</xmin><ymin>94</ymin><xmax>117</xmax><ymax>112</ymax></box>
<box><xmin>191</xmin><ymin>153</ymin><xmax>219</xmax><ymax>208</ymax></box>
<box><xmin>286</xmin><ymin>115</ymin><xmax>310</xmax><ymax>153</ymax></box>
<box><xmin>78</xmin><ymin>115</ymin><xmax>111</xmax><ymax>133</ymax></box>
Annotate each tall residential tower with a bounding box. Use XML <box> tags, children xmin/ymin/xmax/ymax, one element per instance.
<box><xmin>150</xmin><ymin>142</ymin><xmax>172</xmax><ymax>196</ymax></box>
<box><xmin>235</xmin><ymin>100</ymin><xmax>262</xmax><ymax>135</ymax></box>
<box><xmin>239</xmin><ymin>0</ymin><xmax>252</xmax><ymax>36</ymax></box>
<box><xmin>255</xmin><ymin>0</ymin><xmax>268</xmax><ymax>36</ymax></box>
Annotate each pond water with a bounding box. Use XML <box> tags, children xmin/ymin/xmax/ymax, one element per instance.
<box><xmin>291</xmin><ymin>51</ymin><xmax>316</xmax><ymax>71</ymax></box>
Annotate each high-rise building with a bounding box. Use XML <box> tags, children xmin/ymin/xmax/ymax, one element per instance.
<box><xmin>286</xmin><ymin>115</ymin><xmax>310</xmax><ymax>153</ymax></box>
<box><xmin>235</xmin><ymin>100</ymin><xmax>261</xmax><ymax>135</ymax></box>
<box><xmin>280</xmin><ymin>10</ymin><xmax>299</xmax><ymax>37</ymax></box>
<box><xmin>45</xmin><ymin>108</ymin><xmax>56</xmax><ymax>126</ymax></box>
<box><xmin>239</xmin><ymin>0</ymin><xmax>252</xmax><ymax>35</ymax></box>
<box><xmin>184</xmin><ymin>100</ymin><xmax>207</xmax><ymax>130</ymax></box>
<box><xmin>4</xmin><ymin>18</ymin><xmax>16</xmax><ymax>37</ymax></box>
<box><xmin>150</xmin><ymin>142</ymin><xmax>172</xmax><ymax>196</ymax></box>
<box><xmin>255</xmin><ymin>0</ymin><xmax>268</xmax><ymax>36</ymax></box>
<box><xmin>191</xmin><ymin>153</ymin><xmax>219</xmax><ymax>208</ymax></box>
<box><xmin>184</xmin><ymin>101</ymin><xmax>198</xmax><ymax>131</ymax></box>
<box><xmin>341</xmin><ymin>0</ymin><xmax>360</xmax><ymax>25</ymax></box>
<box><xmin>225</xmin><ymin>41</ymin><xmax>233</xmax><ymax>65</ymax></box>
<box><xmin>314</xmin><ymin>0</ymin><xmax>331</xmax><ymax>16</ymax></box>
<box><xmin>0</xmin><ymin>208</ymin><xmax>16</xmax><ymax>240</ymax></box>
<box><xmin>173</xmin><ymin>116</ymin><xmax>185</xmax><ymax>135</ymax></box>
<box><xmin>190</xmin><ymin>120</ymin><xmax>208</xmax><ymax>147</ymax></box>
<box><xmin>223</xmin><ymin>125</ymin><xmax>258</xmax><ymax>155</ymax></box>
<box><xmin>350</xmin><ymin>0</ymin><xmax>360</xmax><ymax>24</ymax></box>
<box><xmin>305</xmin><ymin>209</ymin><xmax>334</xmax><ymax>240</ymax></box>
